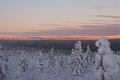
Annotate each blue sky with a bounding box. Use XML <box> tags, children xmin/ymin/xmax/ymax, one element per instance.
<box><xmin>0</xmin><ymin>0</ymin><xmax>120</xmax><ymax>36</ymax></box>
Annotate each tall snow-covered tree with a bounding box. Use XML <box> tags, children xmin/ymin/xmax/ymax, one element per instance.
<box><xmin>47</xmin><ymin>47</ymin><xmax>56</xmax><ymax>72</ymax></box>
<box><xmin>85</xmin><ymin>45</ymin><xmax>94</xmax><ymax>65</ymax></box>
<box><xmin>0</xmin><ymin>65</ymin><xmax>5</xmax><ymax>80</ymax></box>
<box><xmin>70</xmin><ymin>41</ymin><xmax>86</xmax><ymax>76</ymax></box>
<box><xmin>48</xmin><ymin>47</ymin><xmax>54</xmax><ymax>60</ymax></box>
<box><xmin>86</xmin><ymin>45</ymin><xmax>91</xmax><ymax>53</ymax></box>
<box><xmin>17</xmin><ymin>51</ymin><xmax>28</xmax><ymax>73</ymax></box>
<box><xmin>0</xmin><ymin>53</ymin><xmax>6</xmax><ymax>80</ymax></box>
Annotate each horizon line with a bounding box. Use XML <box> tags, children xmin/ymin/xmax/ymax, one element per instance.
<box><xmin>0</xmin><ymin>35</ymin><xmax>120</xmax><ymax>40</ymax></box>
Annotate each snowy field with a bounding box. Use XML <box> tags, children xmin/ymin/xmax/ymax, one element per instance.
<box><xmin>0</xmin><ymin>39</ymin><xmax>120</xmax><ymax>80</ymax></box>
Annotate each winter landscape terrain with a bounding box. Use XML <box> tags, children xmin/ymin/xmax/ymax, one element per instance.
<box><xmin>0</xmin><ymin>38</ymin><xmax>120</xmax><ymax>80</ymax></box>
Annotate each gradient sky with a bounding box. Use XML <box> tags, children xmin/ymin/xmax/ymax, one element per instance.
<box><xmin>0</xmin><ymin>0</ymin><xmax>120</xmax><ymax>36</ymax></box>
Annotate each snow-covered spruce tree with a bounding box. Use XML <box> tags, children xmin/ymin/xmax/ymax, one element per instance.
<box><xmin>37</xmin><ymin>51</ymin><xmax>45</xmax><ymax>72</ymax></box>
<box><xmin>16</xmin><ymin>50</ymin><xmax>28</xmax><ymax>76</ymax></box>
<box><xmin>70</xmin><ymin>41</ymin><xmax>86</xmax><ymax>76</ymax></box>
<box><xmin>0</xmin><ymin>66</ymin><xmax>5</xmax><ymax>80</ymax></box>
<box><xmin>0</xmin><ymin>53</ymin><xmax>7</xmax><ymax>80</ymax></box>
<box><xmin>85</xmin><ymin>45</ymin><xmax>94</xmax><ymax>65</ymax></box>
<box><xmin>53</xmin><ymin>55</ymin><xmax>67</xmax><ymax>75</ymax></box>
<box><xmin>95</xmin><ymin>38</ymin><xmax>120</xmax><ymax>80</ymax></box>
<box><xmin>47</xmin><ymin>47</ymin><xmax>56</xmax><ymax>72</ymax></box>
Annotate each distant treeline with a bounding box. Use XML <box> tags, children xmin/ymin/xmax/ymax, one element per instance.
<box><xmin>0</xmin><ymin>39</ymin><xmax>120</xmax><ymax>52</ymax></box>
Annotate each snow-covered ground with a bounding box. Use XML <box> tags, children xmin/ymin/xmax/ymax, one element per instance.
<box><xmin>0</xmin><ymin>39</ymin><xmax>120</xmax><ymax>80</ymax></box>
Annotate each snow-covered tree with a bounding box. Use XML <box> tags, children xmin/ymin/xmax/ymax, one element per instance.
<box><xmin>47</xmin><ymin>47</ymin><xmax>56</xmax><ymax>72</ymax></box>
<box><xmin>48</xmin><ymin>47</ymin><xmax>54</xmax><ymax>60</ymax></box>
<box><xmin>85</xmin><ymin>45</ymin><xmax>94</xmax><ymax>65</ymax></box>
<box><xmin>86</xmin><ymin>45</ymin><xmax>91</xmax><ymax>53</ymax></box>
<box><xmin>17</xmin><ymin>51</ymin><xmax>28</xmax><ymax>73</ymax></box>
<box><xmin>74</xmin><ymin>41</ymin><xmax>83</xmax><ymax>51</ymax></box>
<box><xmin>0</xmin><ymin>54</ymin><xmax>6</xmax><ymax>80</ymax></box>
<box><xmin>56</xmin><ymin>56</ymin><xmax>65</xmax><ymax>69</ymax></box>
<box><xmin>70</xmin><ymin>41</ymin><xmax>86</xmax><ymax>76</ymax></box>
<box><xmin>37</xmin><ymin>51</ymin><xmax>45</xmax><ymax>72</ymax></box>
<box><xmin>0</xmin><ymin>65</ymin><xmax>5</xmax><ymax>80</ymax></box>
<box><xmin>95</xmin><ymin>38</ymin><xmax>120</xmax><ymax>80</ymax></box>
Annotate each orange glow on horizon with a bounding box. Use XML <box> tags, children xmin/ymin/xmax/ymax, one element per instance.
<box><xmin>0</xmin><ymin>35</ymin><xmax>120</xmax><ymax>40</ymax></box>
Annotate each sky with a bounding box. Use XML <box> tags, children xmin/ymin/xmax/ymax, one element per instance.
<box><xmin>0</xmin><ymin>0</ymin><xmax>120</xmax><ymax>37</ymax></box>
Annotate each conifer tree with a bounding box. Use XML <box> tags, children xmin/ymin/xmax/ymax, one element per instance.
<box><xmin>70</xmin><ymin>41</ymin><xmax>86</xmax><ymax>76</ymax></box>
